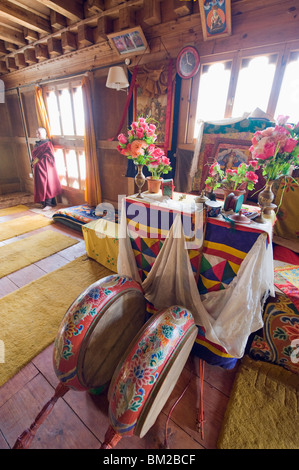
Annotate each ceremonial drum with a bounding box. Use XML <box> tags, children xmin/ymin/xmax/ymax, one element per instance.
<box><xmin>102</xmin><ymin>305</ymin><xmax>198</xmax><ymax>447</ymax></box>
<box><xmin>53</xmin><ymin>274</ymin><xmax>146</xmax><ymax>393</ymax></box>
<box><xmin>13</xmin><ymin>274</ymin><xmax>146</xmax><ymax>449</ymax></box>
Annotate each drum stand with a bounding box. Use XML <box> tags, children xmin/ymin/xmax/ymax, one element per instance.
<box><xmin>13</xmin><ymin>383</ymin><xmax>69</xmax><ymax>449</ymax></box>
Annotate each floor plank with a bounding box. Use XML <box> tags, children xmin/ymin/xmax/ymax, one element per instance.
<box><xmin>0</xmin><ymin>206</ymin><xmax>238</xmax><ymax>450</ymax></box>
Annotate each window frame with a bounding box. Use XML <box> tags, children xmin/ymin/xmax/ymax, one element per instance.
<box><xmin>186</xmin><ymin>40</ymin><xmax>299</xmax><ymax>144</ymax></box>
<box><xmin>43</xmin><ymin>79</ymin><xmax>86</xmax><ymax>192</ymax></box>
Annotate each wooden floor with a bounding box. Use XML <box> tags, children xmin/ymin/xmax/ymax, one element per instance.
<box><xmin>0</xmin><ymin>205</ymin><xmax>239</xmax><ymax>451</ymax></box>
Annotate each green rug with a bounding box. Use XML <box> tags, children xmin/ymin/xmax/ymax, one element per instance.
<box><xmin>0</xmin><ymin>255</ymin><xmax>113</xmax><ymax>388</ymax></box>
<box><xmin>0</xmin><ymin>230</ymin><xmax>79</xmax><ymax>278</ymax></box>
<box><xmin>0</xmin><ymin>214</ymin><xmax>52</xmax><ymax>241</ymax></box>
<box><xmin>217</xmin><ymin>356</ymin><xmax>299</xmax><ymax>449</ymax></box>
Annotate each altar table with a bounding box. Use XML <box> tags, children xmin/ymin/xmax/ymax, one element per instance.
<box><xmin>117</xmin><ymin>191</ymin><xmax>275</xmax><ymax>367</ymax></box>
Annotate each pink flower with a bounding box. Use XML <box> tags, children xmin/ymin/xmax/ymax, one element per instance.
<box><xmin>131</xmin><ymin>121</ymin><xmax>139</xmax><ymax>130</ymax></box>
<box><xmin>118</xmin><ymin>133</ymin><xmax>127</xmax><ymax>144</ymax></box>
<box><xmin>209</xmin><ymin>162</ymin><xmax>221</xmax><ymax>176</ymax></box>
<box><xmin>276</xmin><ymin>115</ymin><xmax>289</xmax><ymax>126</ymax></box>
<box><xmin>248</xmin><ymin>160</ymin><xmax>259</xmax><ymax>169</ymax></box>
<box><xmin>148</xmin><ymin>124</ymin><xmax>156</xmax><ymax>132</ymax></box>
<box><xmin>263</xmin><ymin>141</ymin><xmax>277</xmax><ymax>158</ymax></box>
<box><xmin>147</xmin><ymin>144</ymin><xmax>155</xmax><ymax>154</ymax></box>
<box><xmin>138</xmin><ymin>117</ymin><xmax>146</xmax><ymax>124</ymax></box>
<box><xmin>136</xmin><ymin>127</ymin><xmax>145</xmax><ymax>139</ymax></box>
<box><xmin>282</xmin><ymin>138</ymin><xmax>297</xmax><ymax>153</ymax></box>
<box><xmin>152</xmin><ymin>147</ymin><xmax>164</xmax><ymax>159</ymax></box>
<box><xmin>246</xmin><ymin>171</ymin><xmax>258</xmax><ymax>184</ymax></box>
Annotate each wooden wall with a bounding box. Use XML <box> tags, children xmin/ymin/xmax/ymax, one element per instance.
<box><xmin>0</xmin><ymin>0</ymin><xmax>299</xmax><ymax>204</ymax></box>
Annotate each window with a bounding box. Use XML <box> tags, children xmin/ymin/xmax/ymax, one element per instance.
<box><xmin>194</xmin><ymin>61</ymin><xmax>232</xmax><ymax>136</ymax></box>
<box><xmin>232</xmin><ymin>55</ymin><xmax>276</xmax><ymax>118</ymax></box>
<box><xmin>45</xmin><ymin>81</ymin><xmax>86</xmax><ymax>191</ymax></box>
<box><xmin>193</xmin><ymin>44</ymin><xmax>299</xmax><ymax>138</ymax></box>
<box><xmin>274</xmin><ymin>52</ymin><xmax>299</xmax><ymax>124</ymax></box>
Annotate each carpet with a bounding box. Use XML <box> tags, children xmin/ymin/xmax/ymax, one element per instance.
<box><xmin>274</xmin><ymin>264</ymin><xmax>299</xmax><ymax>310</ymax></box>
<box><xmin>0</xmin><ymin>230</ymin><xmax>79</xmax><ymax>278</ymax></box>
<box><xmin>217</xmin><ymin>356</ymin><xmax>299</xmax><ymax>449</ymax></box>
<box><xmin>0</xmin><ymin>205</ymin><xmax>28</xmax><ymax>217</ymax></box>
<box><xmin>0</xmin><ymin>214</ymin><xmax>52</xmax><ymax>242</ymax></box>
<box><xmin>0</xmin><ymin>255</ymin><xmax>113</xmax><ymax>388</ymax></box>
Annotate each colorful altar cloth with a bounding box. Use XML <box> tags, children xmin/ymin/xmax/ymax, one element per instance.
<box><xmin>117</xmin><ymin>192</ymin><xmax>274</xmax><ymax>360</ymax></box>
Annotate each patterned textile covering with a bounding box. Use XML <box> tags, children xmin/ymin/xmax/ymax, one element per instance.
<box><xmin>124</xmin><ymin>195</ymin><xmax>271</xmax><ymax>370</ymax></box>
<box><xmin>274</xmin><ymin>265</ymin><xmax>299</xmax><ymax>310</ymax></box>
<box><xmin>192</xmin><ymin>118</ymin><xmax>274</xmax><ymax>200</ymax></box>
<box><xmin>125</xmin><ymin>198</ymin><xmax>202</xmax><ymax>282</ymax></box>
<box><xmin>274</xmin><ymin>176</ymin><xmax>299</xmax><ymax>241</ymax></box>
<box><xmin>52</xmin><ymin>204</ymin><xmax>119</xmax><ymax>232</ymax></box>
<box><xmin>249</xmin><ymin>292</ymin><xmax>299</xmax><ymax>375</ymax></box>
<box><xmin>198</xmin><ymin>217</ymin><xmax>266</xmax><ymax>294</ymax></box>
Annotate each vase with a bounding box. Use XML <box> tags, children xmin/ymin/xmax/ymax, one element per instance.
<box><xmin>134</xmin><ymin>164</ymin><xmax>146</xmax><ymax>198</ymax></box>
<box><xmin>256</xmin><ymin>180</ymin><xmax>275</xmax><ymax>223</ymax></box>
<box><xmin>147</xmin><ymin>177</ymin><xmax>162</xmax><ymax>194</ymax></box>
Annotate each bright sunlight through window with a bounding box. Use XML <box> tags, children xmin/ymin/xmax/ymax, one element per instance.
<box><xmin>275</xmin><ymin>54</ymin><xmax>299</xmax><ymax>124</ymax></box>
<box><xmin>232</xmin><ymin>56</ymin><xmax>276</xmax><ymax>118</ymax></box>
<box><xmin>194</xmin><ymin>62</ymin><xmax>231</xmax><ymax>137</ymax></box>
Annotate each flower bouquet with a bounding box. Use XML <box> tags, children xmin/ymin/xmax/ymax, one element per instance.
<box><xmin>221</xmin><ymin>161</ymin><xmax>259</xmax><ymax>192</ymax></box>
<box><xmin>204</xmin><ymin>162</ymin><xmax>224</xmax><ymax>196</ymax></box>
<box><xmin>117</xmin><ymin>116</ymin><xmax>158</xmax><ymax>166</ymax></box>
<box><xmin>117</xmin><ymin>116</ymin><xmax>171</xmax><ymax>196</ymax></box>
<box><xmin>250</xmin><ymin>116</ymin><xmax>299</xmax><ymax>183</ymax></box>
<box><xmin>249</xmin><ymin>116</ymin><xmax>299</xmax><ymax>220</ymax></box>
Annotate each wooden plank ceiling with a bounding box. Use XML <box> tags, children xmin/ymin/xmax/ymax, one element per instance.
<box><xmin>0</xmin><ymin>0</ymin><xmax>170</xmax><ymax>75</ymax></box>
<box><xmin>0</xmin><ymin>0</ymin><xmax>297</xmax><ymax>77</ymax></box>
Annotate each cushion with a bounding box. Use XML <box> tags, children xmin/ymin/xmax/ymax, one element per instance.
<box><xmin>248</xmin><ymin>293</ymin><xmax>299</xmax><ymax>375</ymax></box>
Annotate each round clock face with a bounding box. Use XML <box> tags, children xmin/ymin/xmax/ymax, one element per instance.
<box><xmin>176</xmin><ymin>46</ymin><xmax>200</xmax><ymax>79</ymax></box>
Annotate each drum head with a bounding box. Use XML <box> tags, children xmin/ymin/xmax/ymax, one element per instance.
<box><xmin>108</xmin><ymin>305</ymin><xmax>197</xmax><ymax>438</ymax></box>
<box><xmin>53</xmin><ymin>275</ymin><xmax>146</xmax><ymax>392</ymax></box>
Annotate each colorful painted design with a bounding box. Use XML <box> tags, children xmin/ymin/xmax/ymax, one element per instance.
<box><xmin>249</xmin><ymin>293</ymin><xmax>299</xmax><ymax>375</ymax></box>
<box><xmin>53</xmin><ymin>204</ymin><xmax>119</xmax><ymax>226</ymax></box>
<box><xmin>53</xmin><ymin>275</ymin><xmax>143</xmax><ymax>391</ymax></box>
<box><xmin>108</xmin><ymin>306</ymin><xmax>195</xmax><ymax>436</ymax></box>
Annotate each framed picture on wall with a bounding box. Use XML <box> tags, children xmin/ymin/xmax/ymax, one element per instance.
<box><xmin>199</xmin><ymin>0</ymin><xmax>232</xmax><ymax>41</ymax></box>
<box><xmin>133</xmin><ymin>83</ymin><xmax>176</xmax><ymax>150</ymax></box>
<box><xmin>107</xmin><ymin>26</ymin><xmax>149</xmax><ymax>57</ymax></box>
<box><xmin>211</xmin><ymin>138</ymin><xmax>252</xmax><ymax>171</ymax></box>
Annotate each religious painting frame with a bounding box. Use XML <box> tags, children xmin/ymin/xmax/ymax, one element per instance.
<box><xmin>107</xmin><ymin>26</ymin><xmax>149</xmax><ymax>57</ymax></box>
<box><xmin>199</xmin><ymin>0</ymin><xmax>232</xmax><ymax>41</ymax></box>
<box><xmin>211</xmin><ymin>138</ymin><xmax>252</xmax><ymax>172</ymax></box>
<box><xmin>133</xmin><ymin>83</ymin><xmax>176</xmax><ymax>151</ymax></box>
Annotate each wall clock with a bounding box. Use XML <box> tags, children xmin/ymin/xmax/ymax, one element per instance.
<box><xmin>176</xmin><ymin>46</ymin><xmax>200</xmax><ymax>79</ymax></box>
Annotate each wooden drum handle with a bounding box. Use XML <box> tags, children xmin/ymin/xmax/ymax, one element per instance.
<box><xmin>100</xmin><ymin>425</ymin><xmax>122</xmax><ymax>449</ymax></box>
<box><xmin>13</xmin><ymin>383</ymin><xmax>69</xmax><ymax>449</ymax></box>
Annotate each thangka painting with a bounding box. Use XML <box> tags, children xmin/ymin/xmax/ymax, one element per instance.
<box><xmin>133</xmin><ymin>85</ymin><xmax>175</xmax><ymax>150</ymax></box>
<box><xmin>212</xmin><ymin>139</ymin><xmax>252</xmax><ymax>171</ymax></box>
<box><xmin>199</xmin><ymin>0</ymin><xmax>232</xmax><ymax>41</ymax></box>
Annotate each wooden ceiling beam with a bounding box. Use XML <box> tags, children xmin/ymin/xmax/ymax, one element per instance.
<box><xmin>0</xmin><ymin>25</ymin><xmax>26</xmax><ymax>46</ymax></box>
<box><xmin>0</xmin><ymin>0</ymin><xmax>52</xmax><ymax>34</ymax></box>
<box><xmin>35</xmin><ymin>0</ymin><xmax>84</xmax><ymax>22</ymax></box>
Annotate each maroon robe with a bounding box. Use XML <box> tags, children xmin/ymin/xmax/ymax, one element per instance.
<box><xmin>32</xmin><ymin>140</ymin><xmax>62</xmax><ymax>203</ymax></box>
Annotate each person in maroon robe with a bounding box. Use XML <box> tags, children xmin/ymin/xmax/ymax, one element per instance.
<box><xmin>32</xmin><ymin>127</ymin><xmax>62</xmax><ymax>210</ymax></box>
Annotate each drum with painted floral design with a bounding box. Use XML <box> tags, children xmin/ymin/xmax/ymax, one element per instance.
<box><xmin>107</xmin><ymin>305</ymin><xmax>197</xmax><ymax>438</ymax></box>
<box><xmin>53</xmin><ymin>274</ymin><xmax>146</xmax><ymax>393</ymax></box>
